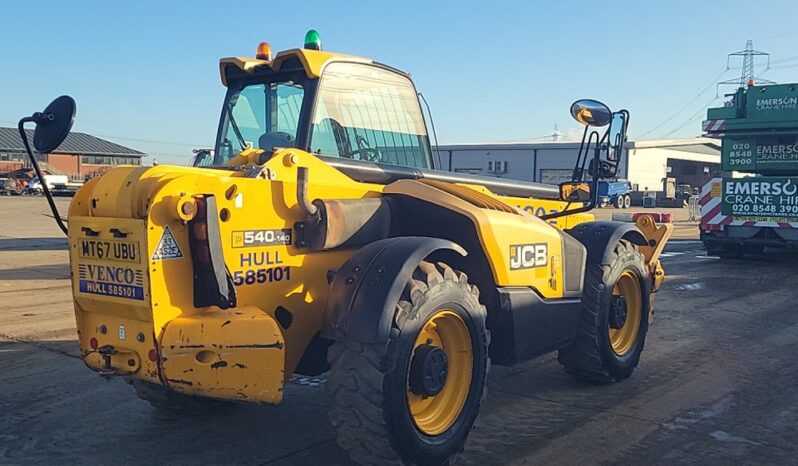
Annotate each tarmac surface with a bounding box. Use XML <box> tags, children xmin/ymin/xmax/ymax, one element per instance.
<box><xmin>1</xmin><ymin>196</ymin><xmax>796</xmax><ymax>465</ymax></box>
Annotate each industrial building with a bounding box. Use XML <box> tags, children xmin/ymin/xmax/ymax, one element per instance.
<box><xmin>435</xmin><ymin>138</ymin><xmax>721</xmax><ymax>193</ymax></box>
<box><xmin>0</xmin><ymin>128</ymin><xmax>146</xmax><ymax>180</ymax></box>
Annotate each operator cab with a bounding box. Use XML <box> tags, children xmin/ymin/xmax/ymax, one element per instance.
<box><xmin>210</xmin><ymin>31</ymin><xmax>630</xmax><ymax>220</ymax></box>
<box><xmin>213</xmin><ymin>33</ymin><xmax>432</xmax><ymax>170</ymax></box>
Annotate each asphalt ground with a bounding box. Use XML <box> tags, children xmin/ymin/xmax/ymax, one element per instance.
<box><xmin>2</xmin><ymin>196</ymin><xmax>796</xmax><ymax>465</ymax></box>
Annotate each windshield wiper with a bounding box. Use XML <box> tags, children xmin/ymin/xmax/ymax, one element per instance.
<box><xmin>226</xmin><ymin>104</ymin><xmax>247</xmax><ymax>150</ymax></box>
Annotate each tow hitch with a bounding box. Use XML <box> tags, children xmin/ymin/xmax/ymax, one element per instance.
<box><xmin>88</xmin><ymin>345</ymin><xmax>140</xmax><ymax>377</ymax></box>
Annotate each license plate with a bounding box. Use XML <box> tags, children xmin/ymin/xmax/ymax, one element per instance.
<box><xmin>79</xmin><ymin>239</ymin><xmax>140</xmax><ymax>262</ymax></box>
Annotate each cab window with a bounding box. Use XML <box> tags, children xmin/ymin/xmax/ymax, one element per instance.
<box><xmin>217</xmin><ymin>81</ymin><xmax>305</xmax><ymax>162</ymax></box>
<box><xmin>310</xmin><ymin>62</ymin><xmax>431</xmax><ymax>168</ymax></box>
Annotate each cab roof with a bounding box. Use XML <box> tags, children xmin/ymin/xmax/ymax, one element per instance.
<box><xmin>219</xmin><ymin>48</ymin><xmax>373</xmax><ymax>86</ymax></box>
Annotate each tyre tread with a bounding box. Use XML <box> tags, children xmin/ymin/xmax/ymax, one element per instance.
<box><xmin>327</xmin><ymin>261</ymin><xmax>488</xmax><ymax>465</ymax></box>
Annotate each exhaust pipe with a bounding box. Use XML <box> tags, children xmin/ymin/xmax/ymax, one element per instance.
<box><xmin>297</xmin><ymin>166</ymin><xmax>319</xmax><ymax>218</ymax></box>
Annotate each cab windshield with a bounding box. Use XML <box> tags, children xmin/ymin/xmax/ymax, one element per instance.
<box><xmin>213</xmin><ymin>62</ymin><xmax>431</xmax><ymax>169</ymax></box>
<box><xmin>215</xmin><ymin>79</ymin><xmax>306</xmax><ymax>163</ymax></box>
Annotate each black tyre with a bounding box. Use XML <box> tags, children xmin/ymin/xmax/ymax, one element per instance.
<box><xmin>327</xmin><ymin>261</ymin><xmax>489</xmax><ymax>466</ymax></box>
<box><xmin>128</xmin><ymin>379</ymin><xmax>229</xmax><ymax>414</ymax></box>
<box><xmin>558</xmin><ymin>239</ymin><xmax>650</xmax><ymax>383</ymax></box>
<box><xmin>614</xmin><ymin>196</ymin><xmax>623</xmax><ymax>209</ymax></box>
<box><xmin>623</xmin><ymin>194</ymin><xmax>632</xmax><ymax>209</ymax></box>
<box><xmin>707</xmin><ymin>242</ymin><xmax>744</xmax><ymax>259</ymax></box>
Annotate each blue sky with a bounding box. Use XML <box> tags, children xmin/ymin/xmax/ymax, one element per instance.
<box><xmin>2</xmin><ymin>0</ymin><xmax>797</xmax><ymax>164</ymax></box>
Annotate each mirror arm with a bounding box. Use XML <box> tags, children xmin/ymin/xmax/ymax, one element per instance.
<box><xmin>17</xmin><ymin>118</ymin><xmax>69</xmax><ymax>236</ymax></box>
<box><xmin>571</xmin><ymin>125</ymin><xmax>590</xmax><ymax>181</ymax></box>
<box><xmin>542</xmin><ymin>130</ymin><xmax>601</xmax><ymax>221</ymax></box>
<box><xmin>539</xmin><ymin>193</ymin><xmax>596</xmax><ymax>221</ymax></box>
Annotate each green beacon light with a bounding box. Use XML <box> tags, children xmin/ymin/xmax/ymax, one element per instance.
<box><xmin>304</xmin><ymin>29</ymin><xmax>321</xmax><ymax>51</ymax></box>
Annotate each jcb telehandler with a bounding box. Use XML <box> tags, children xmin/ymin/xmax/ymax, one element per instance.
<box><xmin>18</xmin><ymin>31</ymin><xmax>671</xmax><ymax>465</ymax></box>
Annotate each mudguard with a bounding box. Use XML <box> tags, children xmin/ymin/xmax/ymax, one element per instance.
<box><xmin>322</xmin><ymin>237</ymin><xmax>466</xmax><ymax>343</ymax></box>
<box><xmin>566</xmin><ymin>221</ymin><xmax>647</xmax><ymax>266</ymax></box>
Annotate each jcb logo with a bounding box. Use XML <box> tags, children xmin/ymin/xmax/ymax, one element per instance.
<box><xmin>510</xmin><ymin>243</ymin><xmax>548</xmax><ymax>270</ymax></box>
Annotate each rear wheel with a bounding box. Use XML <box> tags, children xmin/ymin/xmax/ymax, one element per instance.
<box><xmin>327</xmin><ymin>261</ymin><xmax>489</xmax><ymax>466</ymax></box>
<box><xmin>623</xmin><ymin>194</ymin><xmax>632</xmax><ymax>209</ymax></box>
<box><xmin>558</xmin><ymin>239</ymin><xmax>650</xmax><ymax>382</ymax></box>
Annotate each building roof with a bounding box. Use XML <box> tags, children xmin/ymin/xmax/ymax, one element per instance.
<box><xmin>626</xmin><ymin>137</ymin><xmax>721</xmax><ymax>150</ymax></box>
<box><xmin>436</xmin><ymin>141</ymin><xmax>584</xmax><ymax>151</ymax></box>
<box><xmin>0</xmin><ymin>127</ymin><xmax>145</xmax><ymax>157</ymax></box>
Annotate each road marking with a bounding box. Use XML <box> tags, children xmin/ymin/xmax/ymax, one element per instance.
<box><xmin>659</xmin><ymin>252</ymin><xmax>685</xmax><ymax>257</ymax></box>
<box><xmin>289</xmin><ymin>375</ymin><xmax>326</xmax><ymax>387</ymax></box>
<box><xmin>673</xmin><ymin>282</ymin><xmax>704</xmax><ymax>290</ymax></box>
<box><xmin>695</xmin><ymin>255</ymin><xmax>721</xmax><ymax>260</ymax></box>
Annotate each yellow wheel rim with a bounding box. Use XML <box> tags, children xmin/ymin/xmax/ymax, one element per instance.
<box><xmin>608</xmin><ymin>271</ymin><xmax>642</xmax><ymax>356</ymax></box>
<box><xmin>407</xmin><ymin>310</ymin><xmax>473</xmax><ymax>436</ymax></box>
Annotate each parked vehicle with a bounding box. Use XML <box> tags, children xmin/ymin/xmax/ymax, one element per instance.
<box><xmin>598</xmin><ymin>180</ymin><xmax>632</xmax><ymax>208</ymax></box>
<box><xmin>0</xmin><ymin>177</ymin><xmax>22</xmax><ymax>195</ymax></box>
<box><xmin>676</xmin><ymin>184</ymin><xmax>697</xmax><ymax>201</ymax></box>
<box><xmin>702</xmin><ymin>83</ymin><xmax>798</xmax><ymax>258</ymax></box>
<box><xmin>27</xmin><ymin>175</ymin><xmax>69</xmax><ymax>195</ymax></box>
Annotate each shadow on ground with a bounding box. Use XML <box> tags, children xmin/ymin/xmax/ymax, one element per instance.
<box><xmin>0</xmin><ymin>237</ymin><xmax>68</xmax><ymax>251</ymax></box>
<box><xmin>0</xmin><ymin>263</ymin><xmax>69</xmax><ymax>280</ymax></box>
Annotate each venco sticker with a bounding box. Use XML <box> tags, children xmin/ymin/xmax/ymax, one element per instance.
<box><xmin>722</xmin><ymin>177</ymin><xmax>798</xmax><ymax>221</ymax></box>
<box><xmin>78</xmin><ymin>263</ymin><xmax>145</xmax><ymax>301</ymax></box>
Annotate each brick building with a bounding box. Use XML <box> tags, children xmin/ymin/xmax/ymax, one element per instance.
<box><xmin>0</xmin><ymin>127</ymin><xmax>146</xmax><ymax>180</ymax></box>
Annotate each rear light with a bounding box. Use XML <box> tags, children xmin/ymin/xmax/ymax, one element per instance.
<box><xmin>148</xmin><ymin>349</ymin><xmax>158</xmax><ymax>362</ymax></box>
<box><xmin>190</xmin><ymin>198</ymin><xmax>212</xmax><ymax>265</ymax></box>
<box><xmin>89</xmin><ymin>337</ymin><xmax>98</xmax><ymax>350</ymax></box>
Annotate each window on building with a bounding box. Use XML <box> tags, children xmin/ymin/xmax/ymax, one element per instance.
<box><xmin>0</xmin><ymin>152</ymin><xmax>25</xmax><ymax>162</ymax></box>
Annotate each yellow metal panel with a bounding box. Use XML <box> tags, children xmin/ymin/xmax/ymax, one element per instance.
<box><xmin>219</xmin><ymin>57</ymin><xmax>270</xmax><ymax>86</ymax></box>
<box><xmin>219</xmin><ymin>49</ymin><xmax>373</xmax><ymax>85</ymax></box>
<box><xmin>160</xmin><ymin>306</ymin><xmax>285</xmax><ymax>403</ymax></box>
<box><xmin>383</xmin><ymin>180</ymin><xmax>564</xmax><ymax>297</ymax></box>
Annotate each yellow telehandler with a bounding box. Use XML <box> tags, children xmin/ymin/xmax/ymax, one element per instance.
<box><xmin>18</xmin><ymin>30</ymin><xmax>670</xmax><ymax>465</ymax></box>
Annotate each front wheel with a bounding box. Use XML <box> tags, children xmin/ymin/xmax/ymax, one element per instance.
<box><xmin>327</xmin><ymin>261</ymin><xmax>489</xmax><ymax>466</ymax></box>
<box><xmin>558</xmin><ymin>239</ymin><xmax>650</xmax><ymax>382</ymax></box>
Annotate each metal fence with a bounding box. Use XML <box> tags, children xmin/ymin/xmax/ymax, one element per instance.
<box><xmin>687</xmin><ymin>195</ymin><xmax>700</xmax><ymax>221</ymax></box>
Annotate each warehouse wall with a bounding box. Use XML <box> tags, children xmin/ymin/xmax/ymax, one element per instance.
<box><xmin>626</xmin><ymin>148</ymin><xmax>719</xmax><ymax>192</ymax></box>
<box><xmin>443</xmin><ymin>148</ymin><xmax>537</xmax><ymax>181</ymax></box>
<box><xmin>441</xmin><ymin>141</ymin><xmax>719</xmax><ymax>192</ymax></box>
<box><xmin>444</xmin><ymin>145</ymin><xmax>627</xmax><ymax>184</ymax></box>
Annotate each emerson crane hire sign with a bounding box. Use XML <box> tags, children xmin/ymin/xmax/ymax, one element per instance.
<box><xmin>722</xmin><ymin>177</ymin><xmax>798</xmax><ymax>222</ymax></box>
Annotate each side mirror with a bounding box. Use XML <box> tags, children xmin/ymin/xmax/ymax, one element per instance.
<box><xmin>17</xmin><ymin>95</ymin><xmax>76</xmax><ymax>237</ymax></box>
<box><xmin>570</xmin><ymin>99</ymin><xmax>612</xmax><ymax>127</ymax></box>
<box><xmin>606</xmin><ymin>111</ymin><xmax>628</xmax><ymax>162</ymax></box>
<box><xmin>560</xmin><ymin>181</ymin><xmax>591</xmax><ymax>203</ymax></box>
<box><xmin>32</xmin><ymin>96</ymin><xmax>76</xmax><ymax>153</ymax></box>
